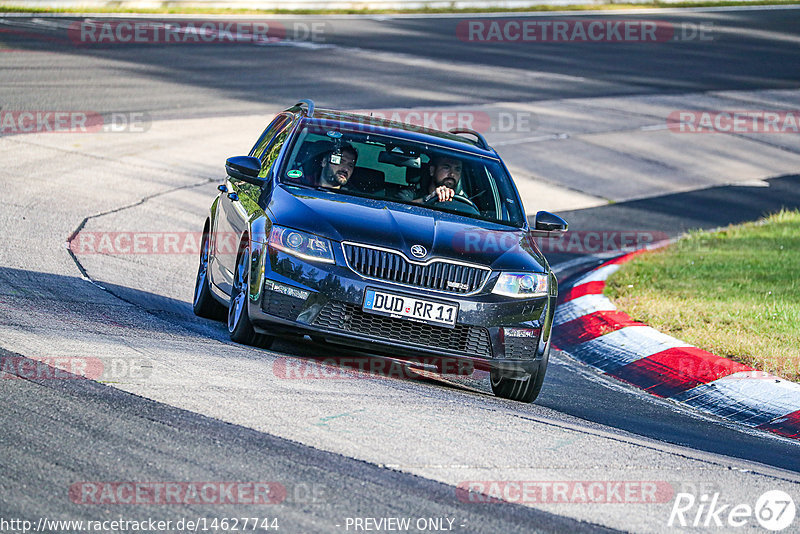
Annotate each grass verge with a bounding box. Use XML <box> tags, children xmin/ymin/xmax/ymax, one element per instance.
<box><xmin>1</xmin><ymin>0</ymin><xmax>800</xmax><ymax>15</ymax></box>
<box><xmin>605</xmin><ymin>210</ymin><xmax>800</xmax><ymax>382</ymax></box>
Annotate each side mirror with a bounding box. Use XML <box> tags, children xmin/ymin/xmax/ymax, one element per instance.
<box><xmin>534</xmin><ymin>211</ymin><xmax>568</xmax><ymax>233</ymax></box>
<box><xmin>225</xmin><ymin>156</ymin><xmax>266</xmax><ymax>186</ymax></box>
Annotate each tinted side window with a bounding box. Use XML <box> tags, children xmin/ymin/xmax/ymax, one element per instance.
<box><xmin>258</xmin><ymin>126</ymin><xmax>292</xmax><ymax>178</ymax></box>
<box><xmin>248</xmin><ymin>114</ymin><xmax>291</xmax><ymax>160</ymax></box>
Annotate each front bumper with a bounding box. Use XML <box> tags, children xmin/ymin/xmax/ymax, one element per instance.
<box><xmin>247</xmin><ymin>242</ymin><xmax>556</xmax><ymax>374</ymax></box>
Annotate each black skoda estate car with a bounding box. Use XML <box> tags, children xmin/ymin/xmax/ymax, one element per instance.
<box><xmin>193</xmin><ymin>100</ymin><xmax>567</xmax><ymax>402</ymax></box>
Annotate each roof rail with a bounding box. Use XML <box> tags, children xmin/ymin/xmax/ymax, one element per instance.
<box><xmin>294</xmin><ymin>99</ymin><xmax>315</xmax><ymax>118</ymax></box>
<box><xmin>449</xmin><ymin>128</ymin><xmax>489</xmax><ymax>150</ymax></box>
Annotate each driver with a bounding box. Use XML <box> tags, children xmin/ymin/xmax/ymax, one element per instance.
<box><xmin>392</xmin><ymin>155</ymin><xmax>463</xmax><ymax>204</ymax></box>
<box><xmin>421</xmin><ymin>155</ymin><xmax>463</xmax><ymax>203</ymax></box>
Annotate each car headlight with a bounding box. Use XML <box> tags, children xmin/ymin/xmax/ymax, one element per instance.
<box><xmin>492</xmin><ymin>272</ymin><xmax>548</xmax><ymax>298</ymax></box>
<box><xmin>268</xmin><ymin>225</ymin><xmax>335</xmax><ymax>264</ymax></box>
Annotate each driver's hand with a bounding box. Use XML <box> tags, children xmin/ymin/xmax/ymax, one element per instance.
<box><xmin>435</xmin><ymin>185</ymin><xmax>455</xmax><ymax>202</ymax></box>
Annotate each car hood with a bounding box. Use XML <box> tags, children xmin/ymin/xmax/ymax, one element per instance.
<box><xmin>267</xmin><ymin>185</ymin><xmax>547</xmax><ymax>272</ymax></box>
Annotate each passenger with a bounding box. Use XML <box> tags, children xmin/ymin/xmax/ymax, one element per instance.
<box><xmin>317</xmin><ymin>144</ymin><xmax>358</xmax><ymax>190</ymax></box>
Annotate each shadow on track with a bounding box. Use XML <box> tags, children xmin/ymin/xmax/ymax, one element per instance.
<box><xmin>0</xmin><ymin>265</ymin><xmax>490</xmax><ymax>395</ymax></box>
<box><xmin>0</xmin><ymin>345</ymin><xmax>613</xmax><ymax>533</ymax></box>
<box><xmin>3</xmin><ymin>10</ymin><xmax>800</xmax><ymax>114</ymax></box>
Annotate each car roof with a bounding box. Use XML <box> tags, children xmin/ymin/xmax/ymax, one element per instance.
<box><xmin>293</xmin><ymin>107</ymin><xmax>499</xmax><ymax>159</ymax></box>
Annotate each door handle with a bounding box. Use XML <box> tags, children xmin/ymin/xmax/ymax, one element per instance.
<box><xmin>227</xmin><ymin>192</ymin><xmax>239</xmax><ymax>201</ymax></box>
<box><xmin>218</xmin><ymin>184</ymin><xmax>228</xmax><ymax>193</ymax></box>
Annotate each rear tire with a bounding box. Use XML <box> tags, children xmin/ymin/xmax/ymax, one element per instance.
<box><xmin>490</xmin><ymin>342</ymin><xmax>550</xmax><ymax>403</ymax></box>
<box><xmin>193</xmin><ymin>230</ymin><xmax>226</xmax><ymax>320</ymax></box>
<box><xmin>228</xmin><ymin>244</ymin><xmax>274</xmax><ymax>349</ymax></box>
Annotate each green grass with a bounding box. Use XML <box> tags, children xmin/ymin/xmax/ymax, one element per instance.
<box><xmin>2</xmin><ymin>0</ymin><xmax>800</xmax><ymax>15</ymax></box>
<box><xmin>605</xmin><ymin>210</ymin><xmax>800</xmax><ymax>382</ymax></box>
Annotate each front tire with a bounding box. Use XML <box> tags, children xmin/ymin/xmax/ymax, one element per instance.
<box><xmin>490</xmin><ymin>342</ymin><xmax>550</xmax><ymax>403</ymax></box>
<box><xmin>193</xmin><ymin>230</ymin><xmax>226</xmax><ymax>320</ymax></box>
<box><xmin>228</xmin><ymin>244</ymin><xmax>274</xmax><ymax>349</ymax></box>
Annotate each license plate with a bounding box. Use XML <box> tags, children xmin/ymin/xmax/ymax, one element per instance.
<box><xmin>362</xmin><ymin>289</ymin><xmax>458</xmax><ymax>328</ymax></box>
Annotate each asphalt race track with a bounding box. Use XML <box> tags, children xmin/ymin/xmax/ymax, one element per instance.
<box><xmin>2</xmin><ymin>7</ymin><xmax>800</xmax><ymax>533</ymax></box>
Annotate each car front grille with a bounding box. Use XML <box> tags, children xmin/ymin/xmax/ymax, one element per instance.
<box><xmin>342</xmin><ymin>243</ymin><xmax>490</xmax><ymax>295</ymax></box>
<box><xmin>313</xmin><ymin>301</ymin><xmax>492</xmax><ymax>358</ymax></box>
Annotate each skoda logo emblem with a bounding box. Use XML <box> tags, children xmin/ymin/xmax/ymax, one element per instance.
<box><xmin>410</xmin><ymin>245</ymin><xmax>427</xmax><ymax>258</ymax></box>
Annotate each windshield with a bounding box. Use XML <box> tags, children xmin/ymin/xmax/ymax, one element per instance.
<box><xmin>279</xmin><ymin>125</ymin><xmax>526</xmax><ymax>227</ymax></box>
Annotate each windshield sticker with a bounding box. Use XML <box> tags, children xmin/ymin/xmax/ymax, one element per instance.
<box><xmin>287</xmin><ymin>169</ymin><xmax>303</xmax><ymax>179</ymax></box>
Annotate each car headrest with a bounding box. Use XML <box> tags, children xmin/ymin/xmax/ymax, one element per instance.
<box><xmin>348</xmin><ymin>167</ymin><xmax>385</xmax><ymax>193</ymax></box>
<box><xmin>405</xmin><ymin>162</ymin><xmax>430</xmax><ymax>185</ymax></box>
<box><xmin>298</xmin><ymin>140</ymin><xmax>334</xmax><ymax>166</ymax></box>
<box><xmin>295</xmin><ymin>140</ymin><xmax>336</xmax><ymax>182</ymax></box>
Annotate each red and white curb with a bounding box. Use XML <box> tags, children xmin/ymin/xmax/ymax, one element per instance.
<box><xmin>553</xmin><ymin>250</ymin><xmax>800</xmax><ymax>441</ymax></box>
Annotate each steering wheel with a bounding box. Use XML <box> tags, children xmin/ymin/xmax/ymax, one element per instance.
<box><xmin>449</xmin><ymin>194</ymin><xmax>480</xmax><ymax>211</ymax></box>
<box><xmin>425</xmin><ymin>193</ymin><xmax>480</xmax><ymax>215</ymax></box>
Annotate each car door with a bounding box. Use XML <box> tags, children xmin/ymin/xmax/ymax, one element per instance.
<box><xmin>210</xmin><ymin>114</ymin><xmax>292</xmax><ymax>295</ymax></box>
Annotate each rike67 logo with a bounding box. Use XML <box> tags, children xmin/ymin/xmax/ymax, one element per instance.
<box><xmin>668</xmin><ymin>490</ymin><xmax>796</xmax><ymax>530</ymax></box>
